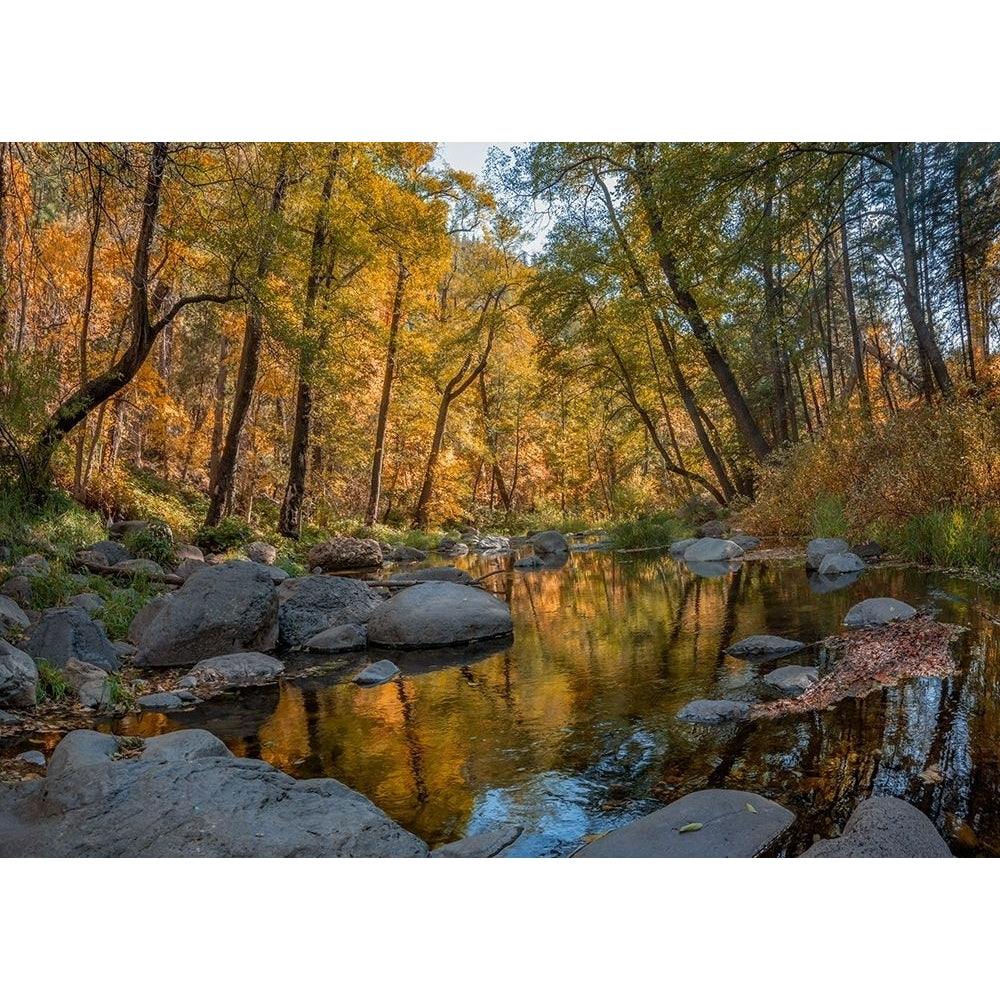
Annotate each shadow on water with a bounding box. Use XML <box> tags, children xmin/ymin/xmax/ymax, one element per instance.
<box><xmin>100</xmin><ymin>550</ymin><xmax>1000</xmax><ymax>856</ymax></box>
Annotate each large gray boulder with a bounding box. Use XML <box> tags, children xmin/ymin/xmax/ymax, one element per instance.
<box><xmin>0</xmin><ymin>729</ymin><xmax>429</xmax><ymax>857</ymax></box>
<box><xmin>86</xmin><ymin>540</ymin><xmax>132</xmax><ymax>566</ymax></box>
<box><xmin>307</xmin><ymin>537</ymin><xmax>383</xmax><ymax>573</ymax></box>
<box><xmin>684</xmin><ymin>538</ymin><xmax>745</xmax><ymax>562</ymax></box>
<box><xmin>386</xmin><ymin>545</ymin><xmax>427</xmax><ymax>563</ymax></box>
<box><xmin>129</xmin><ymin>560</ymin><xmax>278</xmax><ymax>667</ymax></box>
<box><xmin>726</xmin><ymin>634</ymin><xmax>806</xmax><ymax>661</ymax></box>
<box><xmin>0</xmin><ymin>638</ymin><xmax>37</xmax><ymax>708</ymax></box>
<box><xmin>806</xmin><ymin>537</ymin><xmax>850</xmax><ymax>571</ymax></box>
<box><xmin>574</xmin><ymin>790</ymin><xmax>794</xmax><ymax>858</ymax></box>
<box><xmin>801</xmin><ymin>797</ymin><xmax>952</xmax><ymax>858</ymax></box>
<box><xmin>431</xmin><ymin>824</ymin><xmax>523</xmax><ymax>858</ymax></box>
<box><xmin>24</xmin><ymin>606</ymin><xmax>119</xmax><ymax>674</ymax></box>
<box><xmin>843</xmin><ymin>597</ymin><xmax>917</xmax><ymax>629</ymax></box>
<box><xmin>276</xmin><ymin>575</ymin><xmax>382</xmax><ymax>647</ymax></box>
<box><xmin>528</xmin><ymin>530</ymin><xmax>569</xmax><ymax>555</ymax></box>
<box><xmin>668</xmin><ymin>538</ymin><xmax>699</xmax><ymax>557</ymax></box>
<box><xmin>367</xmin><ymin>581</ymin><xmax>514</xmax><ymax>649</ymax></box>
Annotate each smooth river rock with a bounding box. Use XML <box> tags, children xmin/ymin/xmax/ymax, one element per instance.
<box><xmin>574</xmin><ymin>789</ymin><xmax>795</xmax><ymax>858</ymax></box>
<box><xmin>843</xmin><ymin>597</ymin><xmax>917</xmax><ymax>629</ymax></box>
<box><xmin>763</xmin><ymin>664</ymin><xmax>819</xmax><ymax>695</ymax></box>
<box><xmin>683</xmin><ymin>538</ymin><xmax>746</xmax><ymax>563</ymax></box>
<box><xmin>186</xmin><ymin>651</ymin><xmax>285</xmax><ymax>689</ymax></box>
<box><xmin>0</xmin><ymin>729</ymin><xmax>428</xmax><ymax>857</ymax></box>
<box><xmin>367</xmin><ymin>581</ymin><xmax>514</xmax><ymax>649</ymax></box>
<box><xmin>354</xmin><ymin>659</ymin><xmax>400</xmax><ymax>686</ymax></box>
<box><xmin>801</xmin><ymin>796</ymin><xmax>952</xmax><ymax>857</ymax></box>
<box><xmin>817</xmin><ymin>551</ymin><xmax>867</xmax><ymax>575</ymax></box>
<box><xmin>806</xmin><ymin>537</ymin><xmax>850</xmax><ymax>570</ymax></box>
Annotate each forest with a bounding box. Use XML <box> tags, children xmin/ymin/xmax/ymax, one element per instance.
<box><xmin>3</xmin><ymin>141</ymin><xmax>1000</xmax><ymax>563</ymax></box>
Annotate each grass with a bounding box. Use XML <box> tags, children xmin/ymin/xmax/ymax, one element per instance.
<box><xmin>35</xmin><ymin>658</ymin><xmax>69</xmax><ymax>704</ymax></box>
<box><xmin>608</xmin><ymin>512</ymin><xmax>686</xmax><ymax>549</ymax></box>
<box><xmin>888</xmin><ymin>507</ymin><xmax>1000</xmax><ymax>573</ymax></box>
<box><xmin>811</xmin><ymin>493</ymin><xmax>850</xmax><ymax>539</ymax></box>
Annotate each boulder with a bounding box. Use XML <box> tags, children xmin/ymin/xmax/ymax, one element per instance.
<box><xmin>136</xmin><ymin>692</ymin><xmax>187</xmax><ymax>711</ymax></box>
<box><xmin>683</xmin><ymin>538</ymin><xmax>745</xmax><ymax>562</ymax></box>
<box><xmin>367</xmin><ymin>581</ymin><xmax>514</xmax><ymax>649</ymax></box>
<box><xmin>389</xmin><ymin>567</ymin><xmax>474</xmax><ymax>585</ymax></box>
<box><xmin>66</xmin><ymin>592</ymin><xmax>106</xmax><ymax>614</ymax></box>
<box><xmin>113</xmin><ymin>558</ymin><xmax>165</xmax><ymax>581</ymax></box>
<box><xmin>174</xmin><ymin>544</ymin><xmax>205</xmax><ymax>563</ymax></box>
<box><xmin>86</xmin><ymin>540</ymin><xmax>132</xmax><ymax>566</ymax></box>
<box><xmin>63</xmin><ymin>658</ymin><xmax>113</xmax><ymax>710</ymax></box>
<box><xmin>726</xmin><ymin>634</ymin><xmax>806</xmax><ymax>661</ymax></box>
<box><xmin>801</xmin><ymin>796</ymin><xmax>952</xmax><ymax>858</ymax></box>
<box><xmin>850</xmin><ymin>541</ymin><xmax>886</xmax><ymax>563</ymax></box>
<box><xmin>728</xmin><ymin>533</ymin><xmax>760</xmax><ymax>551</ymax></box>
<box><xmin>475</xmin><ymin>535</ymin><xmax>510</xmax><ymax>551</ymax></box>
<box><xmin>0</xmin><ymin>595</ymin><xmax>30</xmax><ymax>634</ymax></box>
<box><xmin>668</xmin><ymin>538</ymin><xmax>699</xmax><ymax>557</ymax></box>
<box><xmin>129</xmin><ymin>560</ymin><xmax>278</xmax><ymax>667</ymax></box>
<box><xmin>24</xmin><ymin>606</ymin><xmax>119</xmax><ymax>673</ymax></box>
<box><xmin>806</xmin><ymin>537</ymin><xmax>850</xmax><ymax>571</ymax></box>
<box><xmin>844</xmin><ymin>597</ymin><xmax>917</xmax><ymax>629</ymax></box>
<box><xmin>0</xmin><ymin>728</ymin><xmax>428</xmax><ymax>857</ymax></box>
<box><xmin>0</xmin><ymin>577</ymin><xmax>31</xmax><ymax>605</ymax></box>
<box><xmin>355</xmin><ymin>659</ymin><xmax>400</xmax><ymax>686</ymax></box>
<box><xmin>574</xmin><ymin>789</ymin><xmax>794</xmax><ymax>858</ymax></box>
<box><xmin>528</xmin><ymin>530</ymin><xmax>569</xmax><ymax>554</ymax></box>
<box><xmin>245</xmin><ymin>541</ymin><xmax>277</xmax><ymax>565</ymax></box>
<box><xmin>303</xmin><ymin>622</ymin><xmax>368</xmax><ymax>653</ymax></box>
<box><xmin>276</xmin><ymin>575</ymin><xmax>382</xmax><ymax>648</ymax></box>
<box><xmin>763</xmin><ymin>664</ymin><xmax>819</xmax><ymax>695</ymax></box>
<box><xmin>436</xmin><ymin>540</ymin><xmax>469</xmax><ymax>558</ymax></box>
<box><xmin>11</xmin><ymin>554</ymin><xmax>50</xmax><ymax>578</ymax></box>
<box><xmin>676</xmin><ymin>699</ymin><xmax>750</xmax><ymax>724</ymax></box>
<box><xmin>174</xmin><ymin>557</ymin><xmax>210</xmax><ymax>581</ymax></box>
<box><xmin>0</xmin><ymin>638</ymin><xmax>37</xmax><ymax>708</ymax></box>
<box><xmin>17</xmin><ymin>751</ymin><xmax>46</xmax><ymax>767</ymax></box>
<box><xmin>817</xmin><ymin>551</ymin><xmax>866</xmax><ymax>575</ymax></box>
<box><xmin>307</xmin><ymin>537</ymin><xmax>383</xmax><ymax>573</ymax></box>
<box><xmin>186</xmin><ymin>651</ymin><xmax>284</xmax><ymax>689</ymax></box>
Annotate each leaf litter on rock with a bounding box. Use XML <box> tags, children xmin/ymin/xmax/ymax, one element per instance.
<box><xmin>751</xmin><ymin>614</ymin><xmax>964</xmax><ymax>720</ymax></box>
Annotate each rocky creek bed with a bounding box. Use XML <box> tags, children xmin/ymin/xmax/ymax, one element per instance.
<box><xmin>2</xmin><ymin>526</ymin><xmax>997</xmax><ymax>856</ymax></box>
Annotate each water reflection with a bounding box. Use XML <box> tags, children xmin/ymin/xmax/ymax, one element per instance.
<box><xmin>104</xmin><ymin>551</ymin><xmax>1000</xmax><ymax>856</ymax></box>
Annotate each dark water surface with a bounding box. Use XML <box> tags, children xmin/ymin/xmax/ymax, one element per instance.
<box><xmin>106</xmin><ymin>551</ymin><xmax>1000</xmax><ymax>856</ymax></box>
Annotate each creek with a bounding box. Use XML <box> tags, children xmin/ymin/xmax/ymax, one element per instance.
<box><xmin>103</xmin><ymin>549</ymin><xmax>1000</xmax><ymax>856</ymax></box>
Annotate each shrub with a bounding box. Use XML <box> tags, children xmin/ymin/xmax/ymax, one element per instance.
<box><xmin>194</xmin><ymin>518</ymin><xmax>254</xmax><ymax>554</ymax></box>
<box><xmin>123</xmin><ymin>519</ymin><xmax>175</xmax><ymax>565</ymax></box>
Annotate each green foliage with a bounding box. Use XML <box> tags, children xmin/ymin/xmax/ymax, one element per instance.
<box><xmin>26</xmin><ymin>566</ymin><xmax>79</xmax><ymax>611</ymax></box>
<box><xmin>889</xmin><ymin>507</ymin><xmax>1000</xmax><ymax>573</ymax></box>
<box><xmin>0</xmin><ymin>488</ymin><xmax>104</xmax><ymax>565</ymax></box>
<box><xmin>608</xmin><ymin>513</ymin><xmax>685</xmax><ymax>549</ymax></box>
<box><xmin>93</xmin><ymin>584</ymin><xmax>150</xmax><ymax>642</ymax></box>
<box><xmin>811</xmin><ymin>493</ymin><xmax>850</xmax><ymax>539</ymax></box>
<box><xmin>195</xmin><ymin>517</ymin><xmax>254</xmax><ymax>554</ymax></box>
<box><xmin>35</xmin><ymin>658</ymin><xmax>69</xmax><ymax>704</ymax></box>
<box><xmin>123</xmin><ymin>519</ymin><xmax>175</xmax><ymax>565</ymax></box>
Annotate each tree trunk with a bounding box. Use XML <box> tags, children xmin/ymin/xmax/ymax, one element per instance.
<box><xmin>888</xmin><ymin>142</ymin><xmax>954</xmax><ymax>398</ymax></box>
<box><xmin>366</xmin><ymin>254</ymin><xmax>408</xmax><ymax>525</ymax></box>
<box><xmin>631</xmin><ymin>143</ymin><xmax>772</xmax><ymax>462</ymax></box>
<box><xmin>840</xmin><ymin>182</ymin><xmax>870</xmax><ymax>421</ymax></box>
<box><xmin>205</xmin><ymin>148</ymin><xmax>291</xmax><ymax>526</ymax></box>
<box><xmin>279</xmin><ymin>151</ymin><xmax>339</xmax><ymax>539</ymax></box>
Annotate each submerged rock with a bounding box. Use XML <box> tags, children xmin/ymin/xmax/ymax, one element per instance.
<box><xmin>431</xmin><ymin>824</ymin><xmax>523</xmax><ymax>858</ymax></box>
<box><xmin>187</xmin><ymin>651</ymin><xmax>284</xmax><ymax>689</ymax></box>
<box><xmin>726</xmin><ymin>635</ymin><xmax>806</xmax><ymax>661</ymax></box>
<box><xmin>844</xmin><ymin>597</ymin><xmax>917</xmax><ymax>629</ymax></box>
<box><xmin>0</xmin><ymin>729</ymin><xmax>428</xmax><ymax>857</ymax></box>
<box><xmin>801</xmin><ymin>796</ymin><xmax>952</xmax><ymax>858</ymax></box>
<box><xmin>574</xmin><ymin>789</ymin><xmax>794</xmax><ymax>858</ymax></box>
<box><xmin>676</xmin><ymin>699</ymin><xmax>750</xmax><ymax>724</ymax></box>
<box><xmin>809</xmin><ymin>570</ymin><xmax>863</xmax><ymax>594</ymax></box>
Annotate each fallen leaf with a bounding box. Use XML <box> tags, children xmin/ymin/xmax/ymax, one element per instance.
<box><xmin>745</xmin><ymin>802</ymin><xmax>758</xmax><ymax>813</ymax></box>
<box><xmin>919</xmin><ymin>763</ymin><xmax>944</xmax><ymax>784</ymax></box>
<box><xmin>678</xmin><ymin>822</ymin><xmax>703</xmax><ymax>833</ymax></box>
<box><xmin>581</xmin><ymin>833</ymin><xmax>606</xmax><ymax>844</ymax></box>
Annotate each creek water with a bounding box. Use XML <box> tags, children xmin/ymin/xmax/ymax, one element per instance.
<box><xmin>104</xmin><ymin>549</ymin><xmax>1000</xmax><ymax>856</ymax></box>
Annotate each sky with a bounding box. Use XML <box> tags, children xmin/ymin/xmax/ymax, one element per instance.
<box><xmin>436</xmin><ymin>143</ymin><xmax>514</xmax><ymax>178</ymax></box>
